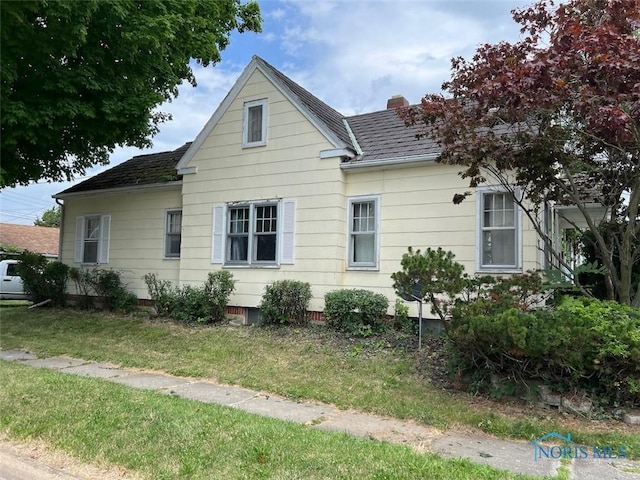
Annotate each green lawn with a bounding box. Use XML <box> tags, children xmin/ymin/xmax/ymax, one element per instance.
<box><xmin>0</xmin><ymin>361</ymin><xmax>545</xmax><ymax>480</ymax></box>
<box><xmin>0</xmin><ymin>307</ymin><xmax>637</xmax><ymax>461</ymax></box>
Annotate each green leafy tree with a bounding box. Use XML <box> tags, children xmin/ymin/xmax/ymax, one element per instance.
<box><xmin>1</xmin><ymin>0</ymin><xmax>261</xmax><ymax>187</ymax></box>
<box><xmin>402</xmin><ymin>0</ymin><xmax>640</xmax><ymax>306</ymax></box>
<box><xmin>34</xmin><ymin>205</ymin><xmax>61</xmax><ymax>227</ymax></box>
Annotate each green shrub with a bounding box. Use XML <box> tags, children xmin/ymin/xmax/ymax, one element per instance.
<box><xmin>204</xmin><ymin>270</ymin><xmax>236</xmax><ymax>322</ymax></box>
<box><xmin>393</xmin><ymin>299</ymin><xmax>414</xmax><ymax>334</ymax></box>
<box><xmin>557</xmin><ymin>298</ymin><xmax>640</xmax><ymax>403</ymax></box>
<box><xmin>16</xmin><ymin>252</ymin><xmax>69</xmax><ymax>306</ymax></box>
<box><xmin>69</xmin><ymin>267</ymin><xmax>96</xmax><ymax>309</ymax></box>
<box><xmin>69</xmin><ymin>267</ymin><xmax>137</xmax><ymax>312</ymax></box>
<box><xmin>172</xmin><ymin>284</ymin><xmax>210</xmax><ymax>324</ymax></box>
<box><xmin>92</xmin><ymin>269</ymin><xmax>138</xmax><ymax>312</ymax></box>
<box><xmin>143</xmin><ymin>271</ymin><xmax>235</xmax><ymax>324</ymax></box>
<box><xmin>447</xmin><ymin>297</ymin><xmax>640</xmax><ymax>406</ymax></box>
<box><xmin>143</xmin><ymin>273</ymin><xmax>175</xmax><ymax>316</ymax></box>
<box><xmin>324</xmin><ymin>289</ymin><xmax>389</xmax><ymax>336</ymax></box>
<box><xmin>259</xmin><ymin>280</ymin><xmax>312</xmax><ymax>325</ymax></box>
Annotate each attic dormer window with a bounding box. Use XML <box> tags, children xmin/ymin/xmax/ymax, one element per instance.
<box><xmin>243</xmin><ymin>99</ymin><xmax>267</xmax><ymax>147</ymax></box>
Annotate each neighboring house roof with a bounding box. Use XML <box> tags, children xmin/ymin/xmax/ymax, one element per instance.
<box><xmin>56</xmin><ymin>142</ymin><xmax>191</xmax><ymax>196</ymax></box>
<box><xmin>54</xmin><ymin>55</ymin><xmax>440</xmax><ymax>195</ymax></box>
<box><xmin>0</xmin><ymin>223</ymin><xmax>59</xmax><ymax>257</ymax></box>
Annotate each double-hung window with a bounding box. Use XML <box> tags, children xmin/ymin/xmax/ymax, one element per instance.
<box><xmin>75</xmin><ymin>215</ymin><xmax>110</xmax><ymax>264</ymax></box>
<box><xmin>348</xmin><ymin>195</ymin><xmax>380</xmax><ymax>269</ymax></box>
<box><xmin>227</xmin><ymin>203</ymin><xmax>277</xmax><ymax>263</ymax></box>
<box><xmin>477</xmin><ymin>188</ymin><xmax>521</xmax><ymax>271</ymax></box>
<box><xmin>212</xmin><ymin>200</ymin><xmax>295</xmax><ymax>266</ymax></box>
<box><xmin>243</xmin><ymin>99</ymin><xmax>267</xmax><ymax>147</ymax></box>
<box><xmin>165</xmin><ymin>210</ymin><xmax>182</xmax><ymax>258</ymax></box>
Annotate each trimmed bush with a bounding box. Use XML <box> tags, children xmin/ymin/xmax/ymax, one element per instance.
<box><xmin>259</xmin><ymin>280</ymin><xmax>312</xmax><ymax>325</ymax></box>
<box><xmin>324</xmin><ymin>289</ymin><xmax>389</xmax><ymax>336</ymax></box>
<box><xmin>172</xmin><ymin>284</ymin><xmax>210</xmax><ymax>324</ymax></box>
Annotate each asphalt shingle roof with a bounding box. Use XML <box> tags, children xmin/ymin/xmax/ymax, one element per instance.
<box><xmin>57</xmin><ymin>143</ymin><xmax>190</xmax><ymax>195</ymax></box>
<box><xmin>0</xmin><ymin>223</ymin><xmax>59</xmax><ymax>256</ymax></box>
<box><xmin>259</xmin><ymin>58</ymin><xmax>354</xmax><ymax>148</ymax></box>
<box><xmin>345</xmin><ymin>108</ymin><xmax>440</xmax><ymax>161</ymax></box>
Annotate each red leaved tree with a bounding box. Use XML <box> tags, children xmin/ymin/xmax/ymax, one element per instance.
<box><xmin>403</xmin><ymin>0</ymin><xmax>640</xmax><ymax>306</ymax></box>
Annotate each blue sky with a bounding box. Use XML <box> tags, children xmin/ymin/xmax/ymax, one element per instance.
<box><xmin>1</xmin><ymin>0</ymin><xmax>531</xmax><ymax>225</ymax></box>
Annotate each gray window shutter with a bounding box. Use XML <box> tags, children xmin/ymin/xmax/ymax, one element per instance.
<box><xmin>280</xmin><ymin>199</ymin><xmax>295</xmax><ymax>264</ymax></box>
<box><xmin>74</xmin><ymin>217</ymin><xmax>84</xmax><ymax>263</ymax></box>
<box><xmin>99</xmin><ymin>215</ymin><xmax>111</xmax><ymax>264</ymax></box>
<box><xmin>211</xmin><ymin>204</ymin><xmax>225</xmax><ymax>264</ymax></box>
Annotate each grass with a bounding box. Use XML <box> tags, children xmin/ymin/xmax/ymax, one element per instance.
<box><xmin>0</xmin><ymin>361</ymin><xmax>542</xmax><ymax>480</ymax></box>
<box><xmin>1</xmin><ymin>307</ymin><xmax>638</xmax><ymax>459</ymax></box>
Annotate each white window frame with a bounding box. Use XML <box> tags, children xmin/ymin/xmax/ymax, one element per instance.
<box><xmin>347</xmin><ymin>195</ymin><xmax>380</xmax><ymax>270</ymax></box>
<box><xmin>242</xmin><ymin>98</ymin><xmax>267</xmax><ymax>148</ymax></box>
<box><xmin>164</xmin><ymin>209</ymin><xmax>182</xmax><ymax>259</ymax></box>
<box><xmin>476</xmin><ymin>186</ymin><xmax>522</xmax><ymax>273</ymax></box>
<box><xmin>74</xmin><ymin>214</ymin><xmax>110</xmax><ymax>265</ymax></box>
<box><xmin>226</xmin><ymin>202</ymin><xmax>278</xmax><ymax>265</ymax></box>
<box><xmin>211</xmin><ymin>199</ymin><xmax>295</xmax><ymax>267</ymax></box>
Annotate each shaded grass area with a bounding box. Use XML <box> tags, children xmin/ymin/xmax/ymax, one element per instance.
<box><xmin>0</xmin><ymin>362</ymin><xmax>542</xmax><ymax>480</ymax></box>
<box><xmin>1</xmin><ymin>307</ymin><xmax>637</xmax><ymax>459</ymax></box>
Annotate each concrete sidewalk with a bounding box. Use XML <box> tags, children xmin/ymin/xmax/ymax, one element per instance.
<box><xmin>1</xmin><ymin>349</ymin><xmax>639</xmax><ymax>480</ymax></box>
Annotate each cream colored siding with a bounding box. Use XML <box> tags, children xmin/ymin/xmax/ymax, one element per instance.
<box><xmin>180</xmin><ymin>63</ymin><xmax>542</xmax><ymax>314</ymax></box>
<box><xmin>60</xmin><ymin>188</ymin><xmax>182</xmax><ymax>298</ymax></box>
<box><xmin>179</xmin><ymin>69</ymin><xmax>347</xmax><ymax>311</ymax></box>
<box><xmin>342</xmin><ymin>164</ymin><xmax>543</xmax><ymax>314</ymax></box>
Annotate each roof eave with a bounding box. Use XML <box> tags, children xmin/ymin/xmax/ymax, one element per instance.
<box><xmin>340</xmin><ymin>153</ymin><xmax>440</xmax><ymax>172</ymax></box>
<box><xmin>54</xmin><ymin>180</ymin><xmax>182</xmax><ymax>200</ymax></box>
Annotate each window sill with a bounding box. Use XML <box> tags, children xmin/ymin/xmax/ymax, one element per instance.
<box><xmin>242</xmin><ymin>142</ymin><xmax>266</xmax><ymax>149</ymax></box>
<box><xmin>223</xmin><ymin>264</ymin><xmax>280</xmax><ymax>269</ymax></box>
<box><xmin>476</xmin><ymin>267</ymin><xmax>522</xmax><ymax>274</ymax></box>
<box><xmin>163</xmin><ymin>257</ymin><xmax>180</xmax><ymax>261</ymax></box>
<box><xmin>346</xmin><ymin>266</ymin><xmax>379</xmax><ymax>272</ymax></box>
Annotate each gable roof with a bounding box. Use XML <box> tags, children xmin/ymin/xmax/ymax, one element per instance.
<box><xmin>55</xmin><ymin>56</ymin><xmax>442</xmax><ymax>196</ymax></box>
<box><xmin>0</xmin><ymin>223</ymin><xmax>59</xmax><ymax>257</ymax></box>
<box><xmin>55</xmin><ymin>143</ymin><xmax>190</xmax><ymax>196</ymax></box>
<box><xmin>261</xmin><ymin>58</ymin><xmax>353</xmax><ymax>148</ymax></box>
<box><xmin>176</xmin><ymin>56</ymin><xmax>357</xmax><ymax>173</ymax></box>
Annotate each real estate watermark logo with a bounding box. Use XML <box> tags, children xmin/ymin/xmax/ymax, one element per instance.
<box><xmin>533</xmin><ymin>432</ymin><xmax>627</xmax><ymax>462</ymax></box>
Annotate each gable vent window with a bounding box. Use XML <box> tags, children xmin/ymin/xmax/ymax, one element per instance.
<box><xmin>243</xmin><ymin>99</ymin><xmax>267</xmax><ymax>147</ymax></box>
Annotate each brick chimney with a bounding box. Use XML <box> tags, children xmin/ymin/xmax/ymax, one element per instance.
<box><xmin>386</xmin><ymin>94</ymin><xmax>409</xmax><ymax>109</ymax></box>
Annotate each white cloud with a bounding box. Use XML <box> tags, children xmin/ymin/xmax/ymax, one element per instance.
<box><xmin>270</xmin><ymin>0</ymin><xmax>530</xmax><ymax>113</ymax></box>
